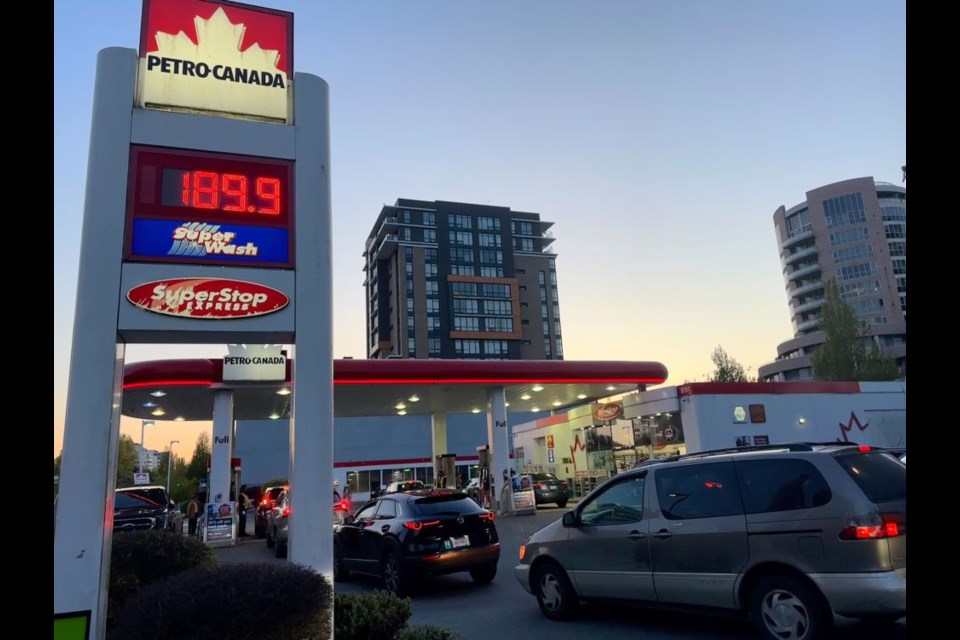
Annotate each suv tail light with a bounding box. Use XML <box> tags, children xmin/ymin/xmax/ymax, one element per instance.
<box><xmin>333</xmin><ymin>499</ymin><xmax>350</xmax><ymax>512</ymax></box>
<box><xmin>839</xmin><ymin>512</ymin><xmax>906</xmax><ymax>540</ymax></box>
<box><xmin>478</xmin><ymin>512</ymin><xmax>495</xmax><ymax>522</ymax></box>
<box><xmin>403</xmin><ymin>520</ymin><xmax>441</xmax><ymax>531</ymax></box>
<box><xmin>282</xmin><ymin>507</ymin><xmax>291</xmax><ymax>518</ymax></box>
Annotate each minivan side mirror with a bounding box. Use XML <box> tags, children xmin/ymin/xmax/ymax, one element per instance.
<box><xmin>562</xmin><ymin>511</ymin><xmax>579</xmax><ymax>527</ymax></box>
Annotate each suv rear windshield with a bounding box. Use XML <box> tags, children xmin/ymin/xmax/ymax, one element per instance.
<box><xmin>412</xmin><ymin>494</ymin><xmax>486</xmax><ymax>516</ymax></box>
<box><xmin>834</xmin><ymin>451</ymin><xmax>907</xmax><ymax>503</ymax></box>
<box><xmin>116</xmin><ymin>488</ymin><xmax>167</xmax><ymax>509</ymax></box>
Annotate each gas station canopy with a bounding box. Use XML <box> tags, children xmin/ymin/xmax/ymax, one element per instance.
<box><xmin>122</xmin><ymin>358</ymin><xmax>669</xmax><ymax>421</ymax></box>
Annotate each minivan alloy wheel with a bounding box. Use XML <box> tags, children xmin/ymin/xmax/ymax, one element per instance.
<box><xmin>750</xmin><ymin>574</ymin><xmax>829</xmax><ymax>640</ymax></box>
<box><xmin>539</xmin><ymin>572</ymin><xmax>563</xmax><ymax>611</ymax></box>
<box><xmin>761</xmin><ymin>589</ymin><xmax>810</xmax><ymax>639</ymax></box>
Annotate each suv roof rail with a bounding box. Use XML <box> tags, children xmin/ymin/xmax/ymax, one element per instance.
<box><xmin>631</xmin><ymin>441</ymin><xmax>864</xmax><ymax>468</ymax></box>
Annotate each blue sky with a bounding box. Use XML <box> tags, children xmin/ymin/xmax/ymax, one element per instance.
<box><xmin>54</xmin><ymin>0</ymin><xmax>905</xmax><ymax>456</ymax></box>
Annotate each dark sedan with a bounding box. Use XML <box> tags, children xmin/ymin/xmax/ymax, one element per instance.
<box><xmin>114</xmin><ymin>486</ymin><xmax>183</xmax><ymax>533</ymax></box>
<box><xmin>333</xmin><ymin>490</ymin><xmax>500</xmax><ymax>596</ymax></box>
<box><xmin>530</xmin><ymin>472</ymin><xmax>569</xmax><ymax>508</ymax></box>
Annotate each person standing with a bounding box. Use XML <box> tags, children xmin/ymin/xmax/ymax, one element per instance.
<box><xmin>186</xmin><ymin>493</ymin><xmax>200</xmax><ymax>536</ymax></box>
<box><xmin>436</xmin><ymin>468</ymin><xmax>447</xmax><ymax>489</ymax></box>
<box><xmin>237</xmin><ymin>485</ymin><xmax>251</xmax><ymax>538</ymax></box>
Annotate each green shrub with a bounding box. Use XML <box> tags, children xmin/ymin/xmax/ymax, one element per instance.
<box><xmin>334</xmin><ymin>590</ymin><xmax>412</xmax><ymax>640</ymax></box>
<box><xmin>397</xmin><ymin>625</ymin><xmax>460</xmax><ymax>640</ymax></box>
<box><xmin>108</xmin><ymin>530</ymin><xmax>216</xmax><ymax>628</ymax></box>
<box><xmin>109</xmin><ymin>563</ymin><xmax>332</xmax><ymax>640</ymax></box>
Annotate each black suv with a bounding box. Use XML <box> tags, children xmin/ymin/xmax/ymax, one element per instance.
<box><xmin>114</xmin><ymin>486</ymin><xmax>183</xmax><ymax>533</ymax></box>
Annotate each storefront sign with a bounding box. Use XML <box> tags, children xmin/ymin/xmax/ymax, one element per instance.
<box><xmin>733</xmin><ymin>406</ymin><xmax>747</xmax><ymax>423</ymax></box>
<box><xmin>593</xmin><ymin>402</ymin><xmax>624</xmax><ymax>422</ymax></box>
<box><xmin>127</xmin><ymin>278</ymin><xmax>289</xmax><ymax>319</ymax></box>
<box><xmin>138</xmin><ymin>0</ymin><xmax>294</xmax><ymax>122</ymax></box>
<box><xmin>133</xmin><ymin>472</ymin><xmax>150</xmax><ymax>485</ymax></box>
<box><xmin>205</xmin><ymin>502</ymin><xmax>235</xmax><ymax>541</ymax></box>
<box><xmin>223</xmin><ymin>344</ymin><xmax>287</xmax><ymax>381</ymax></box>
<box><xmin>130</xmin><ymin>220</ymin><xmax>290</xmax><ymax>265</ymax></box>
<box><xmin>547</xmin><ymin>448</ymin><xmax>555</xmax><ymax>463</ymax></box>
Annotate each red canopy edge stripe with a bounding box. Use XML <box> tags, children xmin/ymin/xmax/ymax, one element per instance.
<box><xmin>123</xmin><ymin>359</ymin><xmax>669</xmax><ymax>389</ymax></box>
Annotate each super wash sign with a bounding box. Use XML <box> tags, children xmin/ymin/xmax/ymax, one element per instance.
<box><xmin>137</xmin><ymin>0</ymin><xmax>294</xmax><ymax>122</ymax></box>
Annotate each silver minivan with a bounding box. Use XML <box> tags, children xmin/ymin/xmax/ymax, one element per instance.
<box><xmin>515</xmin><ymin>443</ymin><xmax>906</xmax><ymax>640</ymax></box>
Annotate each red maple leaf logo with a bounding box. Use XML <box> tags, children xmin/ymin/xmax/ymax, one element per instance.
<box><xmin>837</xmin><ymin>412</ymin><xmax>869</xmax><ymax>443</ymax></box>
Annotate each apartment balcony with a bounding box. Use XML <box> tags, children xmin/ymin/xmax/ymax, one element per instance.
<box><xmin>783</xmin><ymin>245</ymin><xmax>818</xmax><ymax>266</ymax></box>
<box><xmin>780</xmin><ymin>229</ymin><xmax>815</xmax><ymax>250</ymax></box>
<box><xmin>791</xmin><ymin>279</ymin><xmax>825</xmax><ymax>297</ymax></box>
<box><xmin>791</xmin><ymin>298</ymin><xmax>824</xmax><ymax>315</ymax></box>
<box><xmin>786</xmin><ymin>263</ymin><xmax>821</xmax><ymax>282</ymax></box>
<box><xmin>371</xmin><ymin>234</ymin><xmax>399</xmax><ymax>260</ymax></box>
<box><xmin>795</xmin><ymin>317</ymin><xmax>822</xmax><ymax>333</ymax></box>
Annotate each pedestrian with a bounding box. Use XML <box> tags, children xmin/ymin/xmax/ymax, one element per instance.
<box><xmin>436</xmin><ymin>468</ymin><xmax>447</xmax><ymax>489</ymax></box>
<box><xmin>186</xmin><ymin>493</ymin><xmax>200</xmax><ymax>536</ymax></box>
<box><xmin>480</xmin><ymin>469</ymin><xmax>491</xmax><ymax>508</ymax></box>
<box><xmin>237</xmin><ymin>485</ymin><xmax>250</xmax><ymax>537</ymax></box>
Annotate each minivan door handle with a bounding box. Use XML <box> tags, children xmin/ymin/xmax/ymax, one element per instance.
<box><xmin>653</xmin><ymin>529</ymin><xmax>673</xmax><ymax>539</ymax></box>
<box><xmin>627</xmin><ymin>530</ymin><xmax>646</xmax><ymax>540</ymax></box>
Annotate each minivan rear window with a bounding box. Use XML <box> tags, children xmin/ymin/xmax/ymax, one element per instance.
<box><xmin>834</xmin><ymin>452</ymin><xmax>906</xmax><ymax>503</ymax></box>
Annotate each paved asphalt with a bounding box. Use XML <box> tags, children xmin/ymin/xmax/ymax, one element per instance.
<box><xmin>216</xmin><ymin>505</ymin><xmax>906</xmax><ymax>640</ymax></box>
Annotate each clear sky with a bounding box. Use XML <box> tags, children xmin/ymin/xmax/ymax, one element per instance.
<box><xmin>53</xmin><ymin>0</ymin><xmax>906</xmax><ymax>459</ymax></box>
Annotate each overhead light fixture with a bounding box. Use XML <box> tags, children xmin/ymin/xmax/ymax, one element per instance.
<box><xmin>552</xmin><ymin>401</ymin><xmax>562</xmax><ymax>407</ymax></box>
<box><xmin>276</xmin><ymin>388</ymin><xmax>292</xmax><ymax>396</ymax></box>
<box><xmin>398</xmin><ymin>410</ymin><xmax>407</xmax><ymax>416</ymax></box>
<box><xmin>576</xmin><ymin>393</ymin><xmax>587</xmax><ymax>400</ymax></box>
<box><xmin>151</xmin><ymin>408</ymin><xmax>166</xmax><ymax>416</ymax></box>
<box><xmin>150</xmin><ymin>390</ymin><xmax>167</xmax><ymax>397</ymax></box>
<box><xmin>408</xmin><ymin>395</ymin><xmax>420</xmax><ymax>402</ymax></box>
<box><xmin>532</xmin><ymin>385</ymin><xmax>544</xmax><ymax>392</ymax></box>
<box><xmin>269</xmin><ymin>413</ymin><xmax>280</xmax><ymax>420</ymax></box>
<box><xmin>532</xmin><ymin>406</ymin><xmax>540</xmax><ymax>412</ymax></box>
<box><xmin>505</xmin><ymin>402</ymin><xmax>510</xmax><ymax>407</ymax></box>
<box><xmin>606</xmin><ymin>385</ymin><xmax>617</xmax><ymax>391</ymax></box>
<box><xmin>471</xmin><ymin>408</ymin><xmax>481</xmax><ymax>414</ymax></box>
<box><xmin>797</xmin><ymin>417</ymin><xmax>807</xmax><ymax>425</ymax></box>
<box><xmin>521</xmin><ymin>394</ymin><xmax>531</xmax><ymax>400</ymax></box>
<box><xmin>143</xmin><ymin>401</ymin><xmax>157</xmax><ymax>408</ymax></box>
<box><xmin>395</xmin><ymin>403</ymin><xmax>406</xmax><ymax>410</ymax></box>
<box><xmin>174</xmin><ymin>416</ymin><xmax>185</xmax><ymax>422</ymax></box>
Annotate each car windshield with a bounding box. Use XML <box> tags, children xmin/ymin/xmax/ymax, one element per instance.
<box><xmin>412</xmin><ymin>494</ymin><xmax>486</xmax><ymax>516</ymax></box>
<box><xmin>116</xmin><ymin>488</ymin><xmax>167</xmax><ymax>509</ymax></box>
<box><xmin>532</xmin><ymin>473</ymin><xmax>559</xmax><ymax>482</ymax></box>
<box><xmin>834</xmin><ymin>451</ymin><xmax>907</xmax><ymax>503</ymax></box>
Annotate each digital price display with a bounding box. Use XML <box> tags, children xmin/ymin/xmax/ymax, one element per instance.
<box><xmin>126</xmin><ymin>146</ymin><xmax>294</xmax><ymax>268</ymax></box>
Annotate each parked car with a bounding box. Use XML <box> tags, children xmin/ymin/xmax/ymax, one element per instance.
<box><xmin>515</xmin><ymin>442</ymin><xmax>906</xmax><ymax>640</ymax></box>
<box><xmin>529</xmin><ymin>472</ymin><xmax>569</xmax><ymax>508</ymax></box>
<box><xmin>114</xmin><ymin>485</ymin><xmax>183</xmax><ymax>534</ymax></box>
<box><xmin>266</xmin><ymin>486</ymin><xmax>351</xmax><ymax>557</ymax></box>
<box><xmin>256</xmin><ymin>485</ymin><xmax>286</xmax><ymax>538</ymax></box>
<box><xmin>334</xmin><ymin>489</ymin><xmax>500</xmax><ymax>596</ymax></box>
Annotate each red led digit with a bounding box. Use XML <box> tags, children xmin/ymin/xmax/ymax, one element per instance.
<box><xmin>221</xmin><ymin>173</ymin><xmax>248</xmax><ymax>212</ymax></box>
<box><xmin>256</xmin><ymin>177</ymin><xmax>281</xmax><ymax>215</ymax></box>
<box><xmin>193</xmin><ymin>171</ymin><xmax>219</xmax><ymax>209</ymax></box>
<box><xmin>180</xmin><ymin>171</ymin><xmax>191</xmax><ymax>206</ymax></box>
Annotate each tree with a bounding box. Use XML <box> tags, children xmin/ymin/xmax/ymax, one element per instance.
<box><xmin>708</xmin><ymin>345</ymin><xmax>749</xmax><ymax>382</ymax></box>
<box><xmin>810</xmin><ymin>280</ymin><xmax>899</xmax><ymax>381</ymax></box>
<box><xmin>157</xmin><ymin>451</ymin><xmax>192</xmax><ymax>503</ymax></box>
<box><xmin>116</xmin><ymin>435</ymin><xmax>139</xmax><ymax>487</ymax></box>
<box><xmin>186</xmin><ymin>432</ymin><xmax>211</xmax><ymax>490</ymax></box>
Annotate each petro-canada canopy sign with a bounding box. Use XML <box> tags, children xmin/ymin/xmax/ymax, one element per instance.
<box><xmin>137</xmin><ymin>0</ymin><xmax>294</xmax><ymax>122</ymax></box>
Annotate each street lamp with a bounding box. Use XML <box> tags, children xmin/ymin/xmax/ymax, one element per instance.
<box><xmin>139</xmin><ymin>420</ymin><xmax>155</xmax><ymax>474</ymax></box>
<box><xmin>166</xmin><ymin>440</ymin><xmax>180</xmax><ymax>495</ymax></box>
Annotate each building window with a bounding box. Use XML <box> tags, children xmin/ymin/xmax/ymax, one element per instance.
<box><xmin>479</xmin><ymin>233</ymin><xmax>502</xmax><ymax>247</ymax></box>
<box><xmin>401</xmin><ymin>210</ymin><xmax>411</xmax><ymax>223</ymax></box>
<box><xmin>450</xmin><ymin>248</ymin><xmax>474</xmax><ymax>263</ymax></box>
<box><xmin>424</xmin><ymin>248</ymin><xmax>438</xmax><ymax>262</ymax></box>
<box><xmin>836</xmin><ymin>262</ymin><xmax>877</xmax><ymax>282</ymax></box>
<box><xmin>423</xmin><ymin>228</ymin><xmax>437</xmax><ymax>243</ymax></box>
<box><xmin>479</xmin><ymin>250</ymin><xmax>503</xmax><ymax>264</ymax></box>
<box><xmin>407</xmin><ymin>338</ymin><xmax>416</xmax><ymax>355</ymax></box>
<box><xmin>480</xmin><ymin>283</ymin><xmax>511</xmax><ymax>298</ymax></box>
<box><xmin>485</xmin><ymin>317</ymin><xmax>514</xmax><ymax>332</ymax></box>
<box><xmin>428</xmin><ymin>338</ymin><xmax>441</xmax><ymax>356</ymax></box>
<box><xmin>426</xmin><ymin>298</ymin><xmax>440</xmax><ymax>313</ymax></box>
<box><xmin>556</xmin><ymin>339</ymin><xmax>563</xmax><ymax>358</ymax></box>
<box><xmin>483</xmin><ymin>340</ymin><xmax>509</xmax><ymax>356</ymax></box>
<box><xmin>454</xmin><ymin>299</ymin><xmax>479</xmax><ymax>314</ymax></box>
<box><xmin>427</xmin><ymin>316</ymin><xmax>441</xmax><ymax>331</ymax></box>
<box><xmin>449</xmin><ymin>231</ymin><xmax>474</xmax><ymax>245</ymax></box>
<box><xmin>452</xmin><ymin>282</ymin><xmax>478</xmax><ymax>296</ymax></box>
<box><xmin>448</xmin><ymin>214</ymin><xmax>472</xmax><ymax>229</ymax></box>
<box><xmin>832</xmin><ymin>244</ymin><xmax>874</xmax><ymax>263</ymax></box>
<box><xmin>423</xmin><ymin>211</ymin><xmax>436</xmax><ymax>226</ymax></box>
<box><xmin>454</xmin><ymin>316</ymin><xmax>480</xmax><ymax>331</ymax></box>
<box><xmin>540</xmin><ymin>287</ymin><xmax>548</xmax><ymax>302</ymax></box>
<box><xmin>480</xmin><ymin>266</ymin><xmax>504</xmax><ymax>277</ymax></box>
<box><xmin>451</xmin><ymin>264</ymin><xmax>475</xmax><ymax>276</ymax></box>
<box><xmin>515</xmin><ymin>238</ymin><xmax>534</xmax><ymax>252</ymax></box>
<box><xmin>514</xmin><ymin>221</ymin><xmax>533</xmax><ymax>236</ymax></box>
<box><xmin>407</xmin><ymin>316</ymin><xmax>415</xmax><ymax>330</ymax></box>
<box><xmin>425</xmin><ymin>263</ymin><xmax>438</xmax><ymax>277</ymax></box>
<box><xmin>454</xmin><ymin>339</ymin><xmax>481</xmax><ymax>355</ymax></box>
<box><xmin>478</xmin><ymin>216</ymin><xmax>500</xmax><ymax>231</ymax></box>
<box><xmin>823</xmin><ymin>193</ymin><xmax>867</xmax><ymax>228</ymax></box>
<box><xmin>829</xmin><ymin>227</ymin><xmax>870</xmax><ymax>246</ymax></box>
<box><xmin>425</xmin><ymin>281</ymin><xmax>439</xmax><ymax>296</ymax></box>
<box><xmin>484</xmin><ymin>300</ymin><xmax>512</xmax><ymax>315</ymax></box>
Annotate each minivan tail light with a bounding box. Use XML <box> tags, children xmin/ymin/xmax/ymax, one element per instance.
<box><xmin>403</xmin><ymin>520</ymin><xmax>441</xmax><ymax>531</ymax></box>
<box><xmin>839</xmin><ymin>512</ymin><xmax>905</xmax><ymax>540</ymax></box>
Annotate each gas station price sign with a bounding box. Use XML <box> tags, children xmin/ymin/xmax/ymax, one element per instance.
<box><xmin>125</xmin><ymin>146</ymin><xmax>294</xmax><ymax>267</ymax></box>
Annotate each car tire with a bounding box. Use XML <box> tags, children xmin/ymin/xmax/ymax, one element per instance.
<box><xmin>749</xmin><ymin>574</ymin><xmax>832</xmax><ymax>640</ymax></box>
<box><xmin>381</xmin><ymin>551</ymin><xmax>407</xmax><ymax>596</ymax></box>
<box><xmin>534</xmin><ymin>561</ymin><xmax>579</xmax><ymax>621</ymax></box>
<box><xmin>275</xmin><ymin>536</ymin><xmax>287</xmax><ymax>559</ymax></box>
<box><xmin>556</xmin><ymin>500</ymin><xmax>568</xmax><ymax>509</ymax></box>
<box><xmin>334</xmin><ymin>542</ymin><xmax>351</xmax><ymax>582</ymax></box>
<box><xmin>469</xmin><ymin>563</ymin><xmax>498</xmax><ymax>584</ymax></box>
<box><xmin>266</xmin><ymin>526</ymin><xmax>275</xmax><ymax>549</ymax></box>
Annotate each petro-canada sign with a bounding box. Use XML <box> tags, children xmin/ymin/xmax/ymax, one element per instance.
<box><xmin>137</xmin><ymin>0</ymin><xmax>294</xmax><ymax>122</ymax></box>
